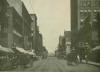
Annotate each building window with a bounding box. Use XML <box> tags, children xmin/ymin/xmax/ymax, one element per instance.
<box><xmin>83</xmin><ymin>1</ymin><xmax>87</xmax><ymax>7</ymax></box>
<box><xmin>94</xmin><ymin>1</ymin><xmax>100</xmax><ymax>7</ymax></box>
<box><xmin>80</xmin><ymin>12</ymin><xmax>88</xmax><ymax>20</ymax></box>
<box><xmin>80</xmin><ymin>0</ymin><xmax>91</xmax><ymax>9</ymax></box>
<box><xmin>94</xmin><ymin>12</ymin><xmax>97</xmax><ymax>19</ymax></box>
<box><xmin>87</xmin><ymin>1</ymin><xmax>91</xmax><ymax>7</ymax></box>
<box><xmin>3</xmin><ymin>27</ymin><xmax>7</xmax><ymax>33</ymax></box>
<box><xmin>0</xmin><ymin>25</ymin><xmax>1</xmax><ymax>31</ymax></box>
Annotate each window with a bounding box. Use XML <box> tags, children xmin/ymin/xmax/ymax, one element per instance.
<box><xmin>0</xmin><ymin>25</ymin><xmax>1</xmax><ymax>31</ymax></box>
<box><xmin>94</xmin><ymin>1</ymin><xmax>100</xmax><ymax>7</ymax></box>
<box><xmin>87</xmin><ymin>1</ymin><xmax>91</xmax><ymax>7</ymax></box>
<box><xmin>93</xmin><ymin>12</ymin><xmax>97</xmax><ymax>19</ymax></box>
<box><xmin>83</xmin><ymin>1</ymin><xmax>87</xmax><ymax>7</ymax></box>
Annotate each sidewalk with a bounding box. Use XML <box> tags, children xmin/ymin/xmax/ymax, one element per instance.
<box><xmin>83</xmin><ymin>60</ymin><xmax>100</xmax><ymax>67</ymax></box>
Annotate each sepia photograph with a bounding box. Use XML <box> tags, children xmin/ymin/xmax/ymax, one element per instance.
<box><xmin>0</xmin><ymin>0</ymin><xmax>100</xmax><ymax>72</ymax></box>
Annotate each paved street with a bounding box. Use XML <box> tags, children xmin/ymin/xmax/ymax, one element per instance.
<box><xmin>25</xmin><ymin>57</ymin><xmax>100</xmax><ymax>72</ymax></box>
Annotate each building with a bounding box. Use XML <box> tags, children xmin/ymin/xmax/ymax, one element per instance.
<box><xmin>30</xmin><ymin>14</ymin><xmax>44</xmax><ymax>56</ymax></box>
<box><xmin>64</xmin><ymin>31</ymin><xmax>71</xmax><ymax>42</ymax></box>
<box><xmin>22</xmin><ymin>2</ymin><xmax>32</xmax><ymax>50</ymax></box>
<box><xmin>37</xmin><ymin>33</ymin><xmax>43</xmax><ymax>56</ymax></box>
<box><xmin>71</xmin><ymin>0</ymin><xmax>78</xmax><ymax>48</ymax></box>
<box><xmin>64</xmin><ymin>31</ymin><xmax>71</xmax><ymax>54</ymax></box>
<box><xmin>71</xmin><ymin>0</ymin><xmax>100</xmax><ymax>48</ymax></box>
<box><xmin>59</xmin><ymin>36</ymin><xmax>64</xmax><ymax>46</ymax></box>
<box><xmin>7</xmin><ymin>0</ymin><xmax>22</xmax><ymax>16</ymax></box>
<box><xmin>57</xmin><ymin>35</ymin><xmax>66</xmax><ymax>58</ymax></box>
<box><xmin>57</xmin><ymin>31</ymin><xmax>71</xmax><ymax>56</ymax></box>
<box><xmin>7</xmin><ymin>7</ymin><xmax>24</xmax><ymax>48</ymax></box>
<box><xmin>0</xmin><ymin>0</ymin><xmax>46</xmax><ymax>57</ymax></box>
<box><xmin>30</xmin><ymin>14</ymin><xmax>38</xmax><ymax>50</ymax></box>
<box><xmin>0</xmin><ymin>0</ymin><xmax>32</xmax><ymax>51</ymax></box>
<box><xmin>0</xmin><ymin>0</ymin><xmax>9</xmax><ymax>47</ymax></box>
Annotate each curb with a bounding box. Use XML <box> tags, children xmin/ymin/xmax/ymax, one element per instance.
<box><xmin>83</xmin><ymin>60</ymin><xmax>100</xmax><ymax>67</ymax></box>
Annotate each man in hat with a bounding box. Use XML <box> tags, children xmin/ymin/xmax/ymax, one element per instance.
<box><xmin>84</xmin><ymin>42</ymin><xmax>91</xmax><ymax>63</ymax></box>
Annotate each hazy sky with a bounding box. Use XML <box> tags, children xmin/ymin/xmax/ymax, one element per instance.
<box><xmin>22</xmin><ymin>0</ymin><xmax>70</xmax><ymax>53</ymax></box>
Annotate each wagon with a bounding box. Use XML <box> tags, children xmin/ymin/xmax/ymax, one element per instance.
<box><xmin>0</xmin><ymin>45</ymin><xmax>15</xmax><ymax>70</ymax></box>
<box><xmin>88</xmin><ymin>46</ymin><xmax>100</xmax><ymax>63</ymax></box>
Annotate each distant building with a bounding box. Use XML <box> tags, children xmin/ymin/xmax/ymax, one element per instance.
<box><xmin>64</xmin><ymin>31</ymin><xmax>71</xmax><ymax>42</ymax></box>
<box><xmin>30</xmin><ymin>14</ymin><xmax>44</xmax><ymax>56</ymax></box>
<box><xmin>57</xmin><ymin>35</ymin><xmax>66</xmax><ymax>58</ymax></box>
<box><xmin>64</xmin><ymin>31</ymin><xmax>71</xmax><ymax>54</ymax></box>
<box><xmin>37</xmin><ymin>33</ymin><xmax>43</xmax><ymax>56</ymax></box>
<box><xmin>22</xmin><ymin>2</ymin><xmax>32</xmax><ymax>50</ymax></box>
<box><xmin>30</xmin><ymin>14</ymin><xmax>38</xmax><ymax>50</ymax></box>
<box><xmin>59</xmin><ymin>36</ymin><xmax>64</xmax><ymax>46</ymax></box>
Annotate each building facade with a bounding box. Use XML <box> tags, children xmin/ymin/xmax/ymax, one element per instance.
<box><xmin>64</xmin><ymin>31</ymin><xmax>71</xmax><ymax>54</ymax></box>
<box><xmin>22</xmin><ymin>2</ymin><xmax>32</xmax><ymax>50</ymax></box>
<box><xmin>71</xmin><ymin>0</ymin><xmax>100</xmax><ymax>48</ymax></box>
<box><xmin>30</xmin><ymin>14</ymin><xmax>44</xmax><ymax>56</ymax></box>
<box><xmin>30</xmin><ymin>14</ymin><xmax>38</xmax><ymax>50</ymax></box>
<box><xmin>0</xmin><ymin>0</ymin><xmax>9</xmax><ymax>47</ymax></box>
<box><xmin>7</xmin><ymin>0</ymin><xmax>22</xmax><ymax>16</ymax></box>
<box><xmin>0</xmin><ymin>0</ymin><xmax>32</xmax><ymax>51</ymax></box>
<box><xmin>56</xmin><ymin>35</ymin><xmax>66</xmax><ymax>58</ymax></box>
<box><xmin>37</xmin><ymin>33</ymin><xmax>43</xmax><ymax>56</ymax></box>
<box><xmin>0</xmin><ymin>0</ymin><xmax>45</xmax><ymax>57</ymax></box>
<box><xmin>71</xmin><ymin>0</ymin><xmax>78</xmax><ymax>48</ymax></box>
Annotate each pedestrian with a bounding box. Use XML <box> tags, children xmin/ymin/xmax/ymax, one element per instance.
<box><xmin>66</xmin><ymin>52</ymin><xmax>73</xmax><ymax>65</ymax></box>
<box><xmin>78</xmin><ymin>46</ymin><xmax>85</xmax><ymax>63</ymax></box>
<box><xmin>84</xmin><ymin>43</ymin><xmax>91</xmax><ymax>64</ymax></box>
<box><xmin>71</xmin><ymin>48</ymin><xmax>79</xmax><ymax>65</ymax></box>
<box><xmin>67</xmin><ymin>47</ymin><xmax>79</xmax><ymax>65</ymax></box>
<box><xmin>29</xmin><ymin>55</ymin><xmax>34</xmax><ymax>67</ymax></box>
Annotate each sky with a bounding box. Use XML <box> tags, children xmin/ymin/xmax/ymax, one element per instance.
<box><xmin>22</xmin><ymin>0</ymin><xmax>71</xmax><ymax>53</ymax></box>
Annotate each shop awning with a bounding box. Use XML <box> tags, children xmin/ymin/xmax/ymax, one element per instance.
<box><xmin>92</xmin><ymin>46</ymin><xmax>100</xmax><ymax>51</ymax></box>
<box><xmin>16</xmin><ymin>47</ymin><xmax>36</xmax><ymax>56</ymax></box>
<box><xmin>16</xmin><ymin>47</ymin><xmax>28</xmax><ymax>54</ymax></box>
<box><xmin>0</xmin><ymin>45</ymin><xmax>14</xmax><ymax>53</ymax></box>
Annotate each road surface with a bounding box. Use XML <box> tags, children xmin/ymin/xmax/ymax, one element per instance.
<box><xmin>24</xmin><ymin>57</ymin><xmax>100</xmax><ymax>72</ymax></box>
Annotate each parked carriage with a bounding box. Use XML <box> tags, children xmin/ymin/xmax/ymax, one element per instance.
<box><xmin>0</xmin><ymin>45</ymin><xmax>37</xmax><ymax>71</ymax></box>
<box><xmin>13</xmin><ymin>47</ymin><xmax>37</xmax><ymax>68</ymax></box>
<box><xmin>88</xmin><ymin>46</ymin><xmax>100</xmax><ymax>63</ymax></box>
<box><xmin>0</xmin><ymin>45</ymin><xmax>15</xmax><ymax>70</ymax></box>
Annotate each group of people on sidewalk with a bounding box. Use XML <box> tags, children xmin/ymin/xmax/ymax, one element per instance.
<box><xmin>66</xmin><ymin>42</ymin><xmax>91</xmax><ymax>65</ymax></box>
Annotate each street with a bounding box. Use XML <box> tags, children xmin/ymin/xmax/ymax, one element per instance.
<box><xmin>24</xmin><ymin>57</ymin><xmax>100</xmax><ymax>72</ymax></box>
